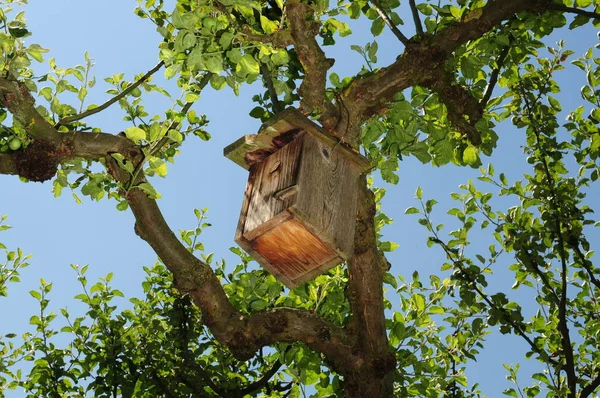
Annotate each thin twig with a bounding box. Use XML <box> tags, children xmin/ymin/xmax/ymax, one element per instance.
<box><xmin>570</xmin><ymin>243</ymin><xmax>600</xmax><ymax>291</ymax></box>
<box><xmin>370</xmin><ymin>1</ymin><xmax>410</xmax><ymax>46</ymax></box>
<box><xmin>551</xmin><ymin>5</ymin><xmax>600</xmax><ymax>19</ymax></box>
<box><xmin>260</xmin><ymin>63</ymin><xmax>283</xmax><ymax>113</ymax></box>
<box><xmin>409</xmin><ymin>0</ymin><xmax>423</xmax><ymax>36</ymax></box>
<box><xmin>56</xmin><ymin>61</ymin><xmax>165</xmax><ymax>126</ymax></box>
<box><xmin>231</xmin><ymin>360</ymin><xmax>283</xmax><ymax>397</ymax></box>
<box><xmin>126</xmin><ymin>73</ymin><xmax>211</xmax><ymax>192</ymax></box>
<box><xmin>481</xmin><ymin>44</ymin><xmax>510</xmax><ymax>107</ymax></box>
<box><xmin>423</xmin><ymin>209</ymin><xmax>557</xmax><ymax>366</ymax></box>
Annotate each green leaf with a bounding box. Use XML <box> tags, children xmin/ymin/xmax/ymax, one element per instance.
<box><xmin>415</xmin><ymin>187</ymin><xmax>423</xmax><ymax>199</ymax></box>
<box><xmin>412</xmin><ymin>294</ymin><xmax>425</xmax><ymax>312</ymax></box>
<box><xmin>404</xmin><ymin>207</ymin><xmax>420</xmax><ymax>214</ymax></box>
<box><xmin>210</xmin><ymin>75</ymin><xmax>227</xmax><ymax>90</ymax></box>
<box><xmin>383</xmin><ymin>273</ymin><xmax>398</xmax><ymax>288</ymax></box>
<box><xmin>371</xmin><ymin>18</ymin><xmax>385</xmax><ymax>36</ymax></box>
<box><xmin>463</xmin><ymin>146</ymin><xmax>478</xmax><ymax>165</ymax></box>
<box><xmin>124</xmin><ymin>126</ymin><xmax>146</xmax><ymax>144</ymax></box>
<box><xmin>260</xmin><ymin>15</ymin><xmax>278</xmax><ymax>34</ymax></box>
<box><xmin>204</xmin><ymin>56</ymin><xmax>223</xmax><ymax>74</ymax></box>
<box><xmin>429</xmin><ymin>306</ymin><xmax>445</xmax><ymax>314</ymax></box>
<box><xmin>136</xmin><ymin>182</ymin><xmax>161</xmax><ymax>199</ymax></box>
<box><xmin>379</xmin><ymin>241</ymin><xmax>399</xmax><ymax>252</ymax></box>
<box><xmin>26</xmin><ymin>44</ymin><xmax>49</xmax><ymax>63</ymax></box>
<box><xmin>238</xmin><ymin>54</ymin><xmax>260</xmax><ymax>76</ymax></box>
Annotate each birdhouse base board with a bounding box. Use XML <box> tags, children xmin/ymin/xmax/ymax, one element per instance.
<box><xmin>236</xmin><ymin>217</ymin><xmax>344</xmax><ymax>288</ymax></box>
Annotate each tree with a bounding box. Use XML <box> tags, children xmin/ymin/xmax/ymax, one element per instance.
<box><xmin>0</xmin><ymin>0</ymin><xmax>599</xmax><ymax>396</ymax></box>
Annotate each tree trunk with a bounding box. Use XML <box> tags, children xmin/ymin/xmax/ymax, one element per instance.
<box><xmin>344</xmin><ymin>369</ymin><xmax>395</xmax><ymax>397</ymax></box>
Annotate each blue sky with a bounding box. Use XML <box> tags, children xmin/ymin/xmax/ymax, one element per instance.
<box><xmin>0</xmin><ymin>0</ymin><xmax>598</xmax><ymax>395</ymax></box>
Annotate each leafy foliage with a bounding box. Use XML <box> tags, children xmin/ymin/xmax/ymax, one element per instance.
<box><xmin>0</xmin><ymin>0</ymin><xmax>599</xmax><ymax>397</ymax></box>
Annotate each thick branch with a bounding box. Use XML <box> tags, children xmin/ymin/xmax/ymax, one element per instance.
<box><xmin>409</xmin><ymin>0</ymin><xmax>424</xmax><ymax>36</ymax></box>
<box><xmin>424</xmin><ymin>70</ymin><xmax>484</xmax><ymax>145</ymax></box>
<box><xmin>287</xmin><ymin>2</ymin><xmax>339</xmax><ymax>131</ymax></box>
<box><xmin>241</xmin><ymin>25</ymin><xmax>294</xmax><ymax>48</ymax></box>
<box><xmin>0</xmin><ymin>77</ymin><xmax>63</xmax><ymax>144</ymax></box>
<box><xmin>370</xmin><ymin>1</ymin><xmax>410</xmax><ymax>46</ymax></box>
<box><xmin>0</xmin><ymin>153</ymin><xmax>17</xmax><ymax>175</ymax></box>
<box><xmin>340</xmin><ymin>0</ymin><xmax>552</xmax><ymax>141</ymax></box>
<box><xmin>550</xmin><ymin>4</ymin><xmax>600</xmax><ymax>19</ymax></box>
<box><xmin>57</xmin><ymin>61</ymin><xmax>165</xmax><ymax>126</ymax></box>
<box><xmin>0</xmin><ymin>76</ymin><xmax>134</xmax><ymax>163</ymax></box>
<box><xmin>581</xmin><ymin>372</ymin><xmax>600</xmax><ymax>398</ymax></box>
<box><xmin>124</xmin><ymin>187</ymin><xmax>359</xmax><ymax>373</ymax></box>
<box><xmin>344</xmin><ymin>176</ymin><xmax>396</xmax><ymax>395</ymax></box>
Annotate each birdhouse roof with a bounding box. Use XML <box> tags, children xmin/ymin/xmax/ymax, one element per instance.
<box><xmin>224</xmin><ymin>108</ymin><xmax>371</xmax><ymax>172</ymax></box>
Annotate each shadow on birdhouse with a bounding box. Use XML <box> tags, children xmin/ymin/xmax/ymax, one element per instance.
<box><xmin>224</xmin><ymin>108</ymin><xmax>371</xmax><ymax>288</ymax></box>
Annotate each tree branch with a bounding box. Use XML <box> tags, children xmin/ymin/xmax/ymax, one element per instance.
<box><xmin>344</xmin><ymin>176</ymin><xmax>396</xmax><ymax>394</ymax></box>
<box><xmin>581</xmin><ymin>372</ymin><xmax>600</xmax><ymax>398</ymax></box>
<box><xmin>424</xmin><ymin>70</ymin><xmax>484</xmax><ymax>145</ymax></box>
<box><xmin>229</xmin><ymin>359</ymin><xmax>283</xmax><ymax>398</ymax></box>
<box><xmin>369</xmin><ymin>1</ymin><xmax>410</xmax><ymax>46</ymax></box>
<box><xmin>123</xmin><ymin>185</ymin><xmax>359</xmax><ymax>374</ymax></box>
<box><xmin>571</xmin><ymin>244</ymin><xmax>600</xmax><ymax>291</ymax></box>
<box><xmin>550</xmin><ymin>4</ymin><xmax>600</xmax><ymax>20</ymax></box>
<box><xmin>409</xmin><ymin>0</ymin><xmax>424</xmax><ymax>36</ymax></box>
<box><xmin>241</xmin><ymin>25</ymin><xmax>294</xmax><ymax>48</ymax></box>
<box><xmin>260</xmin><ymin>63</ymin><xmax>283</xmax><ymax>114</ymax></box>
<box><xmin>57</xmin><ymin>61</ymin><xmax>165</xmax><ymax>126</ymax></box>
<box><xmin>0</xmin><ymin>74</ymin><xmax>358</xmax><ymax>376</ymax></box>
<box><xmin>0</xmin><ymin>77</ymin><xmax>64</xmax><ymax>144</ymax></box>
<box><xmin>287</xmin><ymin>2</ymin><xmax>339</xmax><ymax>131</ymax></box>
<box><xmin>520</xmin><ymin>82</ymin><xmax>577</xmax><ymax>397</ymax></box>
<box><xmin>0</xmin><ymin>153</ymin><xmax>17</xmax><ymax>175</ymax></box>
<box><xmin>339</xmin><ymin>0</ymin><xmax>552</xmax><ymax>142</ymax></box>
<box><xmin>481</xmin><ymin>44</ymin><xmax>511</xmax><ymax>107</ymax></box>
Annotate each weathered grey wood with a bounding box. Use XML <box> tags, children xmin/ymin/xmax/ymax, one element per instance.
<box><xmin>243</xmin><ymin>135</ymin><xmax>302</xmax><ymax>234</ymax></box>
<box><xmin>291</xmin><ymin>133</ymin><xmax>358</xmax><ymax>260</ymax></box>
<box><xmin>224</xmin><ymin>107</ymin><xmax>371</xmax><ymax>172</ymax></box>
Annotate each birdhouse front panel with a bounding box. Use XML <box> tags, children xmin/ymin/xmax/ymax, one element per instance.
<box><xmin>225</xmin><ymin>108</ymin><xmax>371</xmax><ymax>288</ymax></box>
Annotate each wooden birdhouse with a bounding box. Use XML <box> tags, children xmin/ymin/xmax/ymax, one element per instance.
<box><xmin>224</xmin><ymin>108</ymin><xmax>371</xmax><ymax>288</ymax></box>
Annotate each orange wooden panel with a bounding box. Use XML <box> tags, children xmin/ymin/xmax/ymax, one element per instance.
<box><xmin>251</xmin><ymin>218</ymin><xmax>338</xmax><ymax>282</ymax></box>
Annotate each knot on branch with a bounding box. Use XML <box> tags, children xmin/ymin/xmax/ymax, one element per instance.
<box><xmin>15</xmin><ymin>140</ymin><xmax>59</xmax><ymax>182</ymax></box>
<box><xmin>0</xmin><ymin>80</ymin><xmax>35</xmax><ymax>114</ymax></box>
<box><xmin>264</xmin><ymin>312</ymin><xmax>289</xmax><ymax>334</ymax></box>
<box><xmin>316</xmin><ymin>326</ymin><xmax>331</xmax><ymax>341</ymax></box>
<box><xmin>371</xmin><ymin>352</ymin><xmax>397</xmax><ymax>378</ymax></box>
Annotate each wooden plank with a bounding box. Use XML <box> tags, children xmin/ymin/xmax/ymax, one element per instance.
<box><xmin>243</xmin><ymin>134</ymin><xmax>302</xmax><ymax>234</ymax></box>
<box><xmin>290</xmin><ymin>255</ymin><xmax>344</xmax><ymax>287</ymax></box>
<box><xmin>234</xmin><ymin>234</ymin><xmax>296</xmax><ymax>288</ymax></box>
<box><xmin>244</xmin><ymin>210</ymin><xmax>292</xmax><ymax>241</ymax></box>
<box><xmin>224</xmin><ymin>107</ymin><xmax>371</xmax><ymax>173</ymax></box>
<box><xmin>291</xmin><ymin>133</ymin><xmax>358</xmax><ymax>260</ymax></box>
<box><xmin>251</xmin><ymin>218</ymin><xmax>339</xmax><ymax>286</ymax></box>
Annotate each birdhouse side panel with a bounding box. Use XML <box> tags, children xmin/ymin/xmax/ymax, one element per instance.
<box><xmin>243</xmin><ymin>134</ymin><xmax>303</xmax><ymax>236</ymax></box>
<box><xmin>292</xmin><ymin>134</ymin><xmax>359</xmax><ymax>260</ymax></box>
